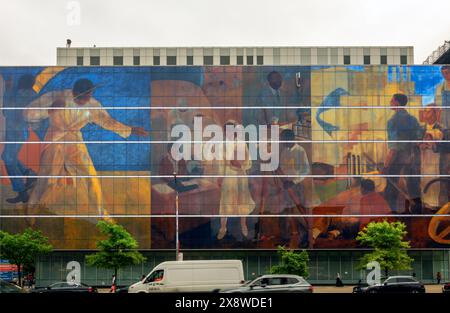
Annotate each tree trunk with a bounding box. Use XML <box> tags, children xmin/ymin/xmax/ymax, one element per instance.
<box><xmin>384</xmin><ymin>267</ymin><xmax>388</xmax><ymax>278</ymax></box>
<box><xmin>16</xmin><ymin>264</ymin><xmax>22</xmax><ymax>287</ymax></box>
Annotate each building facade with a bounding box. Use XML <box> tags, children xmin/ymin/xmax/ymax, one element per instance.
<box><xmin>0</xmin><ymin>64</ymin><xmax>449</xmax><ymax>286</ymax></box>
<box><xmin>57</xmin><ymin>46</ymin><xmax>414</xmax><ymax>66</ymax></box>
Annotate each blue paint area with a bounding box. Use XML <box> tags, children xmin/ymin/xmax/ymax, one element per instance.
<box><xmin>311</xmin><ymin>65</ymin><xmax>365</xmax><ymax>72</ymax></box>
<box><xmin>316</xmin><ymin>88</ymin><xmax>348</xmax><ymax>136</ymax></box>
<box><xmin>41</xmin><ymin>67</ymin><xmax>204</xmax><ymax>171</ymax></box>
<box><xmin>0</xmin><ymin>67</ymin><xmax>44</xmax><ymax>93</ymax></box>
<box><xmin>40</xmin><ymin>67</ymin><xmax>152</xmax><ymax>171</ymax></box>
<box><xmin>386</xmin><ymin>65</ymin><xmax>445</xmax><ymax>106</ymax></box>
<box><xmin>1</xmin><ymin>67</ymin><xmax>205</xmax><ymax>171</ymax></box>
<box><xmin>410</xmin><ymin>66</ymin><xmax>445</xmax><ymax>105</ymax></box>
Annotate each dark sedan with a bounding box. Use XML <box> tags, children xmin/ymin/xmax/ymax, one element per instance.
<box><xmin>443</xmin><ymin>282</ymin><xmax>450</xmax><ymax>294</ymax></box>
<box><xmin>31</xmin><ymin>282</ymin><xmax>97</xmax><ymax>293</ymax></box>
<box><xmin>360</xmin><ymin>276</ymin><xmax>425</xmax><ymax>293</ymax></box>
<box><xmin>0</xmin><ymin>279</ymin><xmax>26</xmax><ymax>293</ymax></box>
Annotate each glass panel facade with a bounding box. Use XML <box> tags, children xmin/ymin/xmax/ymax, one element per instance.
<box><xmin>0</xmin><ymin>65</ymin><xmax>449</xmax><ymax>285</ymax></box>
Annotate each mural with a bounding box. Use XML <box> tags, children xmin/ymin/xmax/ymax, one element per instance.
<box><xmin>0</xmin><ymin>65</ymin><xmax>449</xmax><ymax>250</ymax></box>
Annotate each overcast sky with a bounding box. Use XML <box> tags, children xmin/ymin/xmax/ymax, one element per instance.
<box><xmin>0</xmin><ymin>0</ymin><xmax>449</xmax><ymax>66</ymax></box>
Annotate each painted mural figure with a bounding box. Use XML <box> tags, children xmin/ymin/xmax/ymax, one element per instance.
<box><xmin>435</xmin><ymin>65</ymin><xmax>450</xmax><ymax>204</ymax></box>
<box><xmin>419</xmin><ymin>105</ymin><xmax>443</xmax><ymax>209</ymax></box>
<box><xmin>168</xmin><ymin>98</ymin><xmax>195</xmax><ymax>137</ymax></box>
<box><xmin>358</xmin><ymin>179</ymin><xmax>392</xmax><ymax>230</ymax></box>
<box><xmin>23</xmin><ymin>79</ymin><xmax>148</xmax><ymax>216</ymax></box>
<box><xmin>256</xmin><ymin>71</ymin><xmax>286</xmax><ymax>126</ymax></box>
<box><xmin>382</xmin><ymin>93</ymin><xmax>423</xmax><ymax>213</ymax></box>
<box><xmin>1</xmin><ymin>74</ymin><xmax>48</xmax><ymax>203</ymax></box>
<box><xmin>277</xmin><ymin>129</ymin><xmax>311</xmax><ymax>247</ymax></box>
<box><xmin>216</xmin><ymin>120</ymin><xmax>255</xmax><ymax>240</ymax></box>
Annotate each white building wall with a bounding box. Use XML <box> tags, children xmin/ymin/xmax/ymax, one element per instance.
<box><xmin>56</xmin><ymin>46</ymin><xmax>415</xmax><ymax>66</ymax></box>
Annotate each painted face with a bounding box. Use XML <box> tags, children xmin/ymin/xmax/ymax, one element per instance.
<box><xmin>268</xmin><ymin>73</ymin><xmax>283</xmax><ymax>90</ymax></box>
<box><xmin>442</xmin><ymin>69</ymin><xmax>450</xmax><ymax>82</ymax></box>
<box><xmin>74</xmin><ymin>91</ymin><xmax>92</xmax><ymax>105</ymax></box>
<box><xmin>423</xmin><ymin>107</ymin><xmax>438</xmax><ymax>125</ymax></box>
<box><xmin>389</xmin><ymin>96</ymin><xmax>398</xmax><ymax>109</ymax></box>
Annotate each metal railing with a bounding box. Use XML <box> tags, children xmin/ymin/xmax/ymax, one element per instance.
<box><xmin>423</xmin><ymin>40</ymin><xmax>450</xmax><ymax>64</ymax></box>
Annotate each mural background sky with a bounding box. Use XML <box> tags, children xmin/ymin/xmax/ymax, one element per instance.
<box><xmin>0</xmin><ymin>0</ymin><xmax>449</xmax><ymax>66</ymax></box>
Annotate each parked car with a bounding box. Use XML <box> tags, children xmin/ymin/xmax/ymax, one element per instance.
<box><xmin>442</xmin><ymin>282</ymin><xmax>450</xmax><ymax>294</ymax></box>
<box><xmin>0</xmin><ymin>279</ymin><xmax>26</xmax><ymax>293</ymax></box>
<box><xmin>352</xmin><ymin>281</ymin><xmax>369</xmax><ymax>293</ymax></box>
<box><xmin>115</xmin><ymin>286</ymin><xmax>129</xmax><ymax>293</ymax></box>
<box><xmin>128</xmin><ymin>260</ymin><xmax>245</xmax><ymax>293</ymax></box>
<box><xmin>31</xmin><ymin>282</ymin><xmax>97</xmax><ymax>293</ymax></box>
<box><xmin>359</xmin><ymin>276</ymin><xmax>425</xmax><ymax>293</ymax></box>
<box><xmin>221</xmin><ymin>274</ymin><xmax>313</xmax><ymax>293</ymax></box>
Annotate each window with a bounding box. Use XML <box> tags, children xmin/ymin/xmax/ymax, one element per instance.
<box><xmin>384</xmin><ymin>278</ymin><xmax>396</xmax><ymax>284</ymax></box>
<box><xmin>203</xmin><ymin>56</ymin><xmax>213</xmax><ymax>65</ymax></box>
<box><xmin>286</xmin><ymin>278</ymin><xmax>299</xmax><ymax>284</ymax></box>
<box><xmin>400</xmin><ymin>55</ymin><xmax>407</xmax><ymax>64</ymax></box>
<box><xmin>318</xmin><ymin>55</ymin><xmax>328</xmax><ymax>64</ymax></box>
<box><xmin>236</xmin><ymin>56</ymin><xmax>244</xmax><ymax>65</ymax></box>
<box><xmin>397</xmin><ymin>277</ymin><xmax>415</xmax><ymax>283</ymax></box>
<box><xmin>113</xmin><ymin>56</ymin><xmax>123</xmax><ymax>66</ymax></box>
<box><xmin>344</xmin><ymin>55</ymin><xmax>351</xmax><ymax>64</ymax></box>
<box><xmin>167</xmin><ymin>56</ymin><xmax>177</xmax><ymax>65</ymax></box>
<box><xmin>76</xmin><ymin>56</ymin><xmax>83</xmax><ymax>66</ymax></box>
<box><xmin>90</xmin><ymin>56</ymin><xmax>100</xmax><ymax>66</ymax></box>
<box><xmin>220</xmin><ymin>56</ymin><xmax>230</xmax><ymax>65</ymax></box>
<box><xmin>145</xmin><ymin>270</ymin><xmax>164</xmax><ymax>283</ymax></box>
<box><xmin>364</xmin><ymin>55</ymin><xmax>371</xmax><ymax>65</ymax></box>
<box><xmin>257</xmin><ymin>55</ymin><xmax>264</xmax><ymax>65</ymax></box>
<box><xmin>317</xmin><ymin>48</ymin><xmax>328</xmax><ymax>64</ymax></box>
<box><xmin>153</xmin><ymin>56</ymin><xmax>160</xmax><ymax>65</ymax></box>
<box><xmin>268</xmin><ymin>278</ymin><xmax>284</xmax><ymax>285</ymax></box>
<box><xmin>247</xmin><ymin>56</ymin><xmax>253</xmax><ymax>65</ymax></box>
<box><xmin>133</xmin><ymin>56</ymin><xmax>140</xmax><ymax>66</ymax></box>
<box><xmin>187</xmin><ymin>56</ymin><xmax>193</xmax><ymax>65</ymax></box>
<box><xmin>380</xmin><ymin>55</ymin><xmax>387</xmax><ymax>64</ymax></box>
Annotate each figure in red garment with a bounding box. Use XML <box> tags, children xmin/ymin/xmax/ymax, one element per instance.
<box><xmin>359</xmin><ymin>179</ymin><xmax>393</xmax><ymax>230</ymax></box>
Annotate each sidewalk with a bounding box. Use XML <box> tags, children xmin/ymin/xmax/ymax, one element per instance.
<box><xmin>313</xmin><ymin>285</ymin><xmax>443</xmax><ymax>293</ymax></box>
<box><xmin>99</xmin><ymin>285</ymin><xmax>444</xmax><ymax>293</ymax></box>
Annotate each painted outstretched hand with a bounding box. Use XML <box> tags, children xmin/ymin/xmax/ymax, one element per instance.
<box><xmin>131</xmin><ymin>126</ymin><xmax>149</xmax><ymax>136</ymax></box>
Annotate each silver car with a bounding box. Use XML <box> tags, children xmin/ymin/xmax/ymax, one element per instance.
<box><xmin>221</xmin><ymin>275</ymin><xmax>313</xmax><ymax>293</ymax></box>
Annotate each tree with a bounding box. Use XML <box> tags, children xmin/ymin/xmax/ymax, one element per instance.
<box><xmin>270</xmin><ymin>246</ymin><xmax>309</xmax><ymax>278</ymax></box>
<box><xmin>85</xmin><ymin>221</ymin><xmax>146</xmax><ymax>282</ymax></box>
<box><xmin>356</xmin><ymin>220</ymin><xmax>414</xmax><ymax>277</ymax></box>
<box><xmin>0</xmin><ymin>228</ymin><xmax>52</xmax><ymax>286</ymax></box>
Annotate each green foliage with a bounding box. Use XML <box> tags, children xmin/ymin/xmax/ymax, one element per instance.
<box><xmin>0</xmin><ymin>228</ymin><xmax>52</xmax><ymax>285</ymax></box>
<box><xmin>85</xmin><ymin>221</ymin><xmax>146</xmax><ymax>279</ymax></box>
<box><xmin>356</xmin><ymin>220</ymin><xmax>413</xmax><ymax>274</ymax></box>
<box><xmin>270</xmin><ymin>246</ymin><xmax>309</xmax><ymax>278</ymax></box>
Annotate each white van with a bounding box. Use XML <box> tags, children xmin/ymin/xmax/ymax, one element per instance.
<box><xmin>128</xmin><ymin>260</ymin><xmax>245</xmax><ymax>293</ymax></box>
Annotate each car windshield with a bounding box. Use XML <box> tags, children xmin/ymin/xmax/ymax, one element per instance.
<box><xmin>245</xmin><ymin>278</ymin><xmax>262</xmax><ymax>286</ymax></box>
<box><xmin>50</xmin><ymin>282</ymin><xmax>79</xmax><ymax>288</ymax></box>
<box><xmin>383</xmin><ymin>277</ymin><xmax>416</xmax><ymax>284</ymax></box>
<box><xmin>145</xmin><ymin>270</ymin><xmax>164</xmax><ymax>283</ymax></box>
<box><xmin>383</xmin><ymin>278</ymin><xmax>395</xmax><ymax>284</ymax></box>
<box><xmin>0</xmin><ymin>281</ymin><xmax>22</xmax><ymax>293</ymax></box>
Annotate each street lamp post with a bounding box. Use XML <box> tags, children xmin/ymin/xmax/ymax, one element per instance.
<box><xmin>174</xmin><ymin>172</ymin><xmax>180</xmax><ymax>261</ymax></box>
